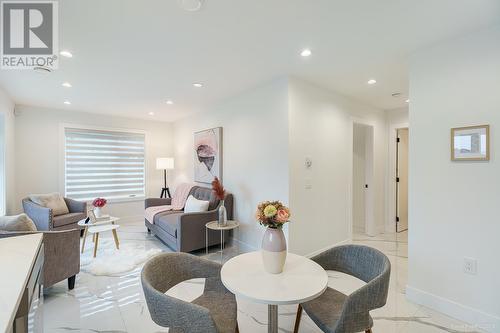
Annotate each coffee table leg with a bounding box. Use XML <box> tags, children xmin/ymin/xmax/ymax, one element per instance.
<box><xmin>268</xmin><ymin>304</ymin><xmax>278</xmax><ymax>333</ymax></box>
<box><xmin>93</xmin><ymin>233</ymin><xmax>99</xmax><ymax>258</ymax></box>
<box><xmin>81</xmin><ymin>227</ymin><xmax>88</xmax><ymax>253</ymax></box>
<box><xmin>112</xmin><ymin>229</ymin><xmax>120</xmax><ymax>249</ymax></box>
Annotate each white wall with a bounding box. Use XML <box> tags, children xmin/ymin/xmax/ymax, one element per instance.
<box><xmin>0</xmin><ymin>87</ymin><xmax>15</xmax><ymax>215</ymax></box>
<box><xmin>407</xmin><ymin>25</ymin><xmax>500</xmax><ymax>331</ymax></box>
<box><xmin>173</xmin><ymin>79</ymin><xmax>290</xmax><ymax>250</ymax></box>
<box><xmin>288</xmin><ymin>78</ymin><xmax>387</xmax><ymax>256</ymax></box>
<box><xmin>14</xmin><ymin>106</ymin><xmax>173</xmax><ymax>220</ymax></box>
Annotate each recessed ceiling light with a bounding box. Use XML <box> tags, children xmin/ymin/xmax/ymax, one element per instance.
<box><xmin>166</xmin><ymin>100</ymin><xmax>174</xmax><ymax>105</ymax></box>
<box><xmin>63</xmin><ymin>100</ymin><xmax>71</xmax><ymax>105</ymax></box>
<box><xmin>193</xmin><ymin>83</ymin><xmax>203</xmax><ymax>88</ymax></box>
<box><xmin>148</xmin><ymin>112</ymin><xmax>155</xmax><ymax>116</ymax></box>
<box><xmin>367</xmin><ymin>79</ymin><xmax>377</xmax><ymax>85</ymax></box>
<box><xmin>62</xmin><ymin>82</ymin><xmax>72</xmax><ymax>88</ymax></box>
<box><xmin>300</xmin><ymin>48</ymin><xmax>312</xmax><ymax>57</ymax></box>
<box><xmin>406</xmin><ymin>99</ymin><xmax>410</xmax><ymax>103</ymax></box>
<box><xmin>60</xmin><ymin>50</ymin><xmax>73</xmax><ymax>58</ymax></box>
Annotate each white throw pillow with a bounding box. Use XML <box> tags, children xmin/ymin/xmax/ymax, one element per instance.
<box><xmin>0</xmin><ymin>214</ymin><xmax>37</xmax><ymax>231</ymax></box>
<box><xmin>29</xmin><ymin>192</ymin><xmax>69</xmax><ymax>216</ymax></box>
<box><xmin>184</xmin><ymin>195</ymin><xmax>210</xmax><ymax>213</ymax></box>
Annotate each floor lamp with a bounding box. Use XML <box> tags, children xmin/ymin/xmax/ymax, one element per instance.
<box><xmin>156</xmin><ymin>157</ymin><xmax>174</xmax><ymax>198</ymax></box>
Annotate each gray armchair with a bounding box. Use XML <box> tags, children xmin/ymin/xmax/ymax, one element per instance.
<box><xmin>293</xmin><ymin>245</ymin><xmax>391</xmax><ymax>333</ymax></box>
<box><xmin>141</xmin><ymin>252</ymin><xmax>238</xmax><ymax>333</ymax></box>
<box><xmin>0</xmin><ymin>229</ymin><xmax>80</xmax><ymax>290</ymax></box>
<box><xmin>145</xmin><ymin>186</ymin><xmax>234</xmax><ymax>252</ymax></box>
<box><xmin>22</xmin><ymin>197</ymin><xmax>87</xmax><ymax>232</ymax></box>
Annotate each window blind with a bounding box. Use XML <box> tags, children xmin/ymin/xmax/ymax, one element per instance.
<box><xmin>64</xmin><ymin>127</ymin><xmax>145</xmax><ymax>201</ymax></box>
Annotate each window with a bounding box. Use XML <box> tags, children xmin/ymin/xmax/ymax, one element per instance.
<box><xmin>64</xmin><ymin>127</ymin><xmax>145</xmax><ymax>201</ymax></box>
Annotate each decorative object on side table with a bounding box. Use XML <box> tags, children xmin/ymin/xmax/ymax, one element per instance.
<box><xmin>156</xmin><ymin>157</ymin><xmax>174</xmax><ymax>198</ymax></box>
<box><xmin>451</xmin><ymin>124</ymin><xmax>490</xmax><ymax>161</ymax></box>
<box><xmin>212</xmin><ymin>177</ymin><xmax>227</xmax><ymax>226</ymax></box>
<box><xmin>256</xmin><ymin>201</ymin><xmax>291</xmax><ymax>274</ymax></box>
<box><xmin>92</xmin><ymin>197</ymin><xmax>107</xmax><ymax>218</ymax></box>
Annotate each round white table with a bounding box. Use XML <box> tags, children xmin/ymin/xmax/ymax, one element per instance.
<box><xmin>221</xmin><ymin>251</ymin><xmax>328</xmax><ymax>333</ymax></box>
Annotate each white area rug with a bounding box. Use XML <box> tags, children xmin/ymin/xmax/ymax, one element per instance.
<box><xmin>80</xmin><ymin>239</ymin><xmax>162</xmax><ymax>276</ymax></box>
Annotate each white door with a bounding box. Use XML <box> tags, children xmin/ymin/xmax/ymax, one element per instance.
<box><xmin>396</xmin><ymin>128</ymin><xmax>408</xmax><ymax>232</ymax></box>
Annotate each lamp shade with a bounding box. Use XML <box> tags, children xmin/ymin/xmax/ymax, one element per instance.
<box><xmin>156</xmin><ymin>157</ymin><xmax>174</xmax><ymax>170</ymax></box>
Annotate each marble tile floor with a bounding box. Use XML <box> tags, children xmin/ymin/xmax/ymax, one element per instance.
<box><xmin>29</xmin><ymin>221</ymin><xmax>482</xmax><ymax>333</ymax></box>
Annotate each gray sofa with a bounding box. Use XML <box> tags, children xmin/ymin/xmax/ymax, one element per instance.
<box><xmin>145</xmin><ymin>186</ymin><xmax>233</xmax><ymax>252</ymax></box>
<box><xmin>0</xmin><ymin>229</ymin><xmax>80</xmax><ymax>290</ymax></box>
<box><xmin>22</xmin><ymin>197</ymin><xmax>87</xmax><ymax>231</ymax></box>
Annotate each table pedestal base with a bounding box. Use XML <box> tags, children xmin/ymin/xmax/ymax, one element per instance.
<box><xmin>268</xmin><ymin>304</ymin><xmax>278</xmax><ymax>333</ymax></box>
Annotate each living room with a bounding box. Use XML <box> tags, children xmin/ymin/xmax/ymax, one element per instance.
<box><xmin>1</xmin><ymin>1</ymin><xmax>499</xmax><ymax>333</ymax></box>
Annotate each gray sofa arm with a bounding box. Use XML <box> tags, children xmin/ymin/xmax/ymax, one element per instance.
<box><xmin>64</xmin><ymin>197</ymin><xmax>87</xmax><ymax>214</ymax></box>
<box><xmin>145</xmin><ymin>198</ymin><xmax>172</xmax><ymax>209</ymax></box>
<box><xmin>22</xmin><ymin>199</ymin><xmax>52</xmax><ymax>231</ymax></box>
<box><xmin>178</xmin><ymin>210</ymin><xmax>218</xmax><ymax>252</ymax></box>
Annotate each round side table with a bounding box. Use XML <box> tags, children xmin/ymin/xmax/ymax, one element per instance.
<box><xmin>205</xmin><ymin>220</ymin><xmax>239</xmax><ymax>263</ymax></box>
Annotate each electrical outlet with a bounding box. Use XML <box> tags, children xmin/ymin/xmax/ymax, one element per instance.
<box><xmin>463</xmin><ymin>257</ymin><xmax>477</xmax><ymax>275</ymax></box>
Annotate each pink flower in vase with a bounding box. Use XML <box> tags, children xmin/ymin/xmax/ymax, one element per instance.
<box><xmin>92</xmin><ymin>198</ymin><xmax>107</xmax><ymax>208</ymax></box>
<box><xmin>276</xmin><ymin>209</ymin><xmax>290</xmax><ymax>223</ymax></box>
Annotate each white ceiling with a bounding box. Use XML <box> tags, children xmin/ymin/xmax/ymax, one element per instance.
<box><xmin>1</xmin><ymin>0</ymin><xmax>499</xmax><ymax>122</ymax></box>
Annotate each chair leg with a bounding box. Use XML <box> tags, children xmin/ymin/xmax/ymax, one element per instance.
<box><xmin>68</xmin><ymin>275</ymin><xmax>76</xmax><ymax>290</ymax></box>
<box><xmin>293</xmin><ymin>304</ymin><xmax>303</xmax><ymax>333</ymax></box>
<box><xmin>235</xmin><ymin>323</ymin><xmax>239</xmax><ymax>333</ymax></box>
<box><xmin>365</xmin><ymin>329</ymin><xmax>373</xmax><ymax>333</ymax></box>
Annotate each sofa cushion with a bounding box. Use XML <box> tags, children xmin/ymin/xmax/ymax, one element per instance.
<box><xmin>190</xmin><ymin>186</ymin><xmax>219</xmax><ymax>211</ymax></box>
<box><xmin>29</xmin><ymin>193</ymin><xmax>69</xmax><ymax>216</ymax></box>
<box><xmin>156</xmin><ymin>213</ymin><xmax>183</xmax><ymax>238</ymax></box>
<box><xmin>53</xmin><ymin>212</ymin><xmax>85</xmax><ymax>228</ymax></box>
<box><xmin>184</xmin><ymin>195</ymin><xmax>209</xmax><ymax>213</ymax></box>
<box><xmin>0</xmin><ymin>214</ymin><xmax>37</xmax><ymax>231</ymax></box>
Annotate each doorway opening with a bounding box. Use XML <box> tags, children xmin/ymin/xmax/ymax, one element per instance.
<box><xmin>352</xmin><ymin>122</ymin><xmax>375</xmax><ymax>236</ymax></box>
<box><xmin>396</xmin><ymin>128</ymin><xmax>409</xmax><ymax>232</ymax></box>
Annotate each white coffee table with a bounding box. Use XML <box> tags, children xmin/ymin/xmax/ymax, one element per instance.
<box><xmin>78</xmin><ymin>216</ymin><xmax>120</xmax><ymax>254</ymax></box>
<box><xmin>221</xmin><ymin>251</ymin><xmax>328</xmax><ymax>333</ymax></box>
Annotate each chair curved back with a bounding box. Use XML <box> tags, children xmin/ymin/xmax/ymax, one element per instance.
<box><xmin>141</xmin><ymin>253</ymin><xmax>222</xmax><ymax>333</ymax></box>
<box><xmin>312</xmin><ymin>245</ymin><xmax>391</xmax><ymax>313</ymax></box>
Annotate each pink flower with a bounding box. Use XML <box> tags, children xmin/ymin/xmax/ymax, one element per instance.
<box><xmin>92</xmin><ymin>198</ymin><xmax>107</xmax><ymax>208</ymax></box>
<box><xmin>276</xmin><ymin>209</ymin><xmax>289</xmax><ymax>223</ymax></box>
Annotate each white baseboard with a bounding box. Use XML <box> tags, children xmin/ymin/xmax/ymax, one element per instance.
<box><xmin>406</xmin><ymin>285</ymin><xmax>500</xmax><ymax>333</ymax></box>
<box><xmin>305</xmin><ymin>238</ymin><xmax>351</xmax><ymax>258</ymax></box>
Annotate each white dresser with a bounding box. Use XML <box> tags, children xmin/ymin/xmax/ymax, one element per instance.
<box><xmin>0</xmin><ymin>234</ymin><xmax>44</xmax><ymax>333</ymax></box>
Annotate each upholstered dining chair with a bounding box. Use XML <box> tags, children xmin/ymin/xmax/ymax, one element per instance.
<box><xmin>293</xmin><ymin>245</ymin><xmax>391</xmax><ymax>333</ymax></box>
<box><xmin>141</xmin><ymin>252</ymin><xmax>239</xmax><ymax>333</ymax></box>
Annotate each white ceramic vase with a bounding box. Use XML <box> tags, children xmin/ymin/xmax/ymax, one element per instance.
<box><xmin>261</xmin><ymin>227</ymin><xmax>287</xmax><ymax>274</ymax></box>
<box><xmin>94</xmin><ymin>207</ymin><xmax>102</xmax><ymax>218</ymax></box>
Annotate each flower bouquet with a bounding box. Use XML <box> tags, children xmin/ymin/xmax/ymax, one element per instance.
<box><xmin>92</xmin><ymin>197</ymin><xmax>107</xmax><ymax>218</ymax></box>
<box><xmin>256</xmin><ymin>201</ymin><xmax>291</xmax><ymax>274</ymax></box>
<box><xmin>211</xmin><ymin>177</ymin><xmax>227</xmax><ymax>226</ymax></box>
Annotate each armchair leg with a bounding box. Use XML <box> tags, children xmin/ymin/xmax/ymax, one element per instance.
<box><xmin>235</xmin><ymin>323</ymin><xmax>239</xmax><ymax>333</ymax></box>
<box><xmin>68</xmin><ymin>275</ymin><xmax>76</xmax><ymax>290</ymax></box>
<box><xmin>365</xmin><ymin>329</ymin><xmax>373</xmax><ymax>333</ymax></box>
<box><xmin>293</xmin><ymin>304</ymin><xmax>303</xmax><ymax>333</ymax></box>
